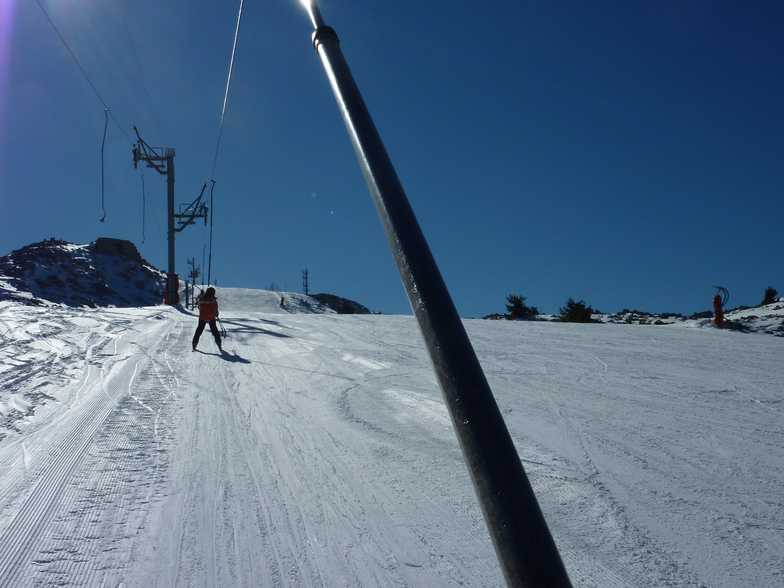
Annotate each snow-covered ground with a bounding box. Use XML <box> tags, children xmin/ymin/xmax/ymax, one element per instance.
<box><xmin>0</xmin><ymin>288</ymin><xmax>782</xmax><ymax>587</ymax></box>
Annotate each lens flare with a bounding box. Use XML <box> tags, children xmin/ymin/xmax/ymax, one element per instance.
<box><xmin>0</xmin><ymin>0</ymin><xmax>16</xmax><ymax>121</ymax></box>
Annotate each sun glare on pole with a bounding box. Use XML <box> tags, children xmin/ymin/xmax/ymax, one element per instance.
<box><xmin>299</xmin><ymin>0</ymin><xmax>324</xmax><ymax>28</ymax></box>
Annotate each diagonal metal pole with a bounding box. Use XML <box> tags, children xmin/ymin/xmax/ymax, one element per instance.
<box><xmin>299</xmin><ymin>2</ymin><xmax>573</xmax><ymax>586</ymax></box>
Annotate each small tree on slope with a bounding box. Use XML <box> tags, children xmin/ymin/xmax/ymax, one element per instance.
<box><xmin>762</xmin><ymin>286</ymin><xmax>779</xmax><ymax>306</ymax></box>
<box><xmin>505</xmin><ymin>295</ymin><xmax>539</xmax><ymax>320</ymax></box>
<box><xmin>558</xmin><ymin>298</ymin><xmax>593</xmax><ymax>323</ymax></box>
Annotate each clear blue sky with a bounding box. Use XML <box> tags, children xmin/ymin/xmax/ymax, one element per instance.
<box><xmin>1</xmin><ymin>0</ymin><xmax>782</xmax><ymax>317</ymax></box>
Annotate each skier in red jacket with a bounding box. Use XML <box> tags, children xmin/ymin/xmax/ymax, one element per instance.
<box><xmin>192</xmin><ymin>287</ymin><xmax>222</xmax><ymax>351</ymax></box>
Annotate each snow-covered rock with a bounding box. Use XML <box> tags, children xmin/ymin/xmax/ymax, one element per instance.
<box><xmin>0</xmin><ymin>238</ymin><xmax>166</xmax><ymax>307</ymax></box>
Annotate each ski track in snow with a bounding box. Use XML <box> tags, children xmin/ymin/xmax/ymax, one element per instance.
<box><xmin>0</xmin><ymin>294</ymin><xmax>782</xmax><ymax>587</ymax></box>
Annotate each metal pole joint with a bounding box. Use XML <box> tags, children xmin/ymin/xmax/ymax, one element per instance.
<box><xmin>312</xmin><ymin>25</ymin><xmax>339</xmax><ymax>50</ymax></box>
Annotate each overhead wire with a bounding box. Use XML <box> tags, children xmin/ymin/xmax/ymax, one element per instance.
<box><xmin>207</xmin><ymin>0</ymin><xmax>245</xmax><ymax>287</ymax></box>
<box><xmin>116</xmin><ymin>1</ymin><xmax>171</xmax><ymax>246</ymax></box>
<box><xmin>117</xmin><ymin>0</ymin><xmax>165</xmax><ymax>145</ymax></box>
<box><xmin>38</xmin><ymin>0</ymin><xmax>239</xmax><ymax>266</ymax></box>
<box><xmin>35</xmin><ymin>0</ymin><xmax>133</xmax><ymax>145</ymax></box>
<box><xmin>211</xmin><ymin>0</ymin><xmax>245</xmax><ymax>182</ymax></box>
<box><xmin>36</xmin><ymin>0</ymin><xmax>151</xmax><ymax>234</ymax></box>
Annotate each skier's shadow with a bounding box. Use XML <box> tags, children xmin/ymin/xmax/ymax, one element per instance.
<box><xmin>220</xmin><ymin>350</ymin><xmax>251</xmax><ymax>364</ymax></box>
<box><xmin>193</xmin><ymin>349</ymin><xmax>250</xmax><ymax>363</ymax></box>
<box><xmin>219</xmin><ymin>318</ymin><xmax>292</xmax><ymax>338</ymax></box>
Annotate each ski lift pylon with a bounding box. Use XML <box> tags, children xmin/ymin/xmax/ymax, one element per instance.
<box><xmin>712</xmin><ymin>286</ymin><xmax>728</xmax><ymax>328</ymax></box>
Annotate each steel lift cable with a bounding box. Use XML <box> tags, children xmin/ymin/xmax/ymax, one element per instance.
<box><xmin>100</xmin><ymin>109</ymin><xmax>108</xmax><ymax>222</ymax></box>
<box><xmin>207</xmin><ymin>0</ymin><xmax>246</xmax><ymax>287</ymax></box>
<box><xmin>117</xmin><ymin>0</ymin><xmax>165</xmax><ymax>145</ymax></box>
<box><xmin>35</xmin><ymin>0</ymin><xmax>133</xmax><ymax>145</ymax></box>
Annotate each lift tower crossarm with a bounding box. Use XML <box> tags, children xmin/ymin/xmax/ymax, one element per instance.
<box><xmin>174</xmin><ymin>183</ymin><xmax>209</xmax><ymax>232</ymax></box>
<box><xmin>132</xmin><ymin>126</ymin><xmax>169</xmax><ymax>174</ymax></box>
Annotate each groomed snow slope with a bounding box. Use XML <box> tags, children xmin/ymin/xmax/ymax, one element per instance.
<box><xmin>0</xmin><ymin>288</ymin><xmax>782</xmax><ymax>587</ymax></box>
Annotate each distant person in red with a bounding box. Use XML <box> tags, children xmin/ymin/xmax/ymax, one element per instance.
<box><xmin>192</xmin><ymin>287</ymin><xmax>222</xmax><ymax>351</ymax></box>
